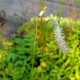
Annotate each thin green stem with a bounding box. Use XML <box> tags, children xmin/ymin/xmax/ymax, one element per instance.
<box><xmin>31</xmin><ymin>41</ymin><xmax>35</xmax><ymax>80</ymax></box>
<box><xmin>70</xmin><ymin>0</ymin><xmax>78</xmax><ymax>77</ymax></box>
<box><xmin>42</xmin><ymin>0</ymin><xmax>44</xmax><ymax>10</ymax></box>
<box><xmin>53</xmin><ymin>0</ymin><xmax>62</xmax><ymax>16</ymax></box>
<box><xmin>73</xmin><ymin>0</ymin><xmax>78</xmax><ymax>63</ymax></box>
<box><xmin>41</xmin><ymin>0</ymin><xmax>44</xmax><ymax>21</ymax></box>
<box><xmin>0</xmin><ymin>30</ymin><xmax>6</xmax><ymax>79</ymax></box>
<box><xmin>75</xmin><ymin>0</ymin><xmax>78</xmax><ymax>47</ymax></box>
<box><xmin>31</xmin><ymin>18</ymin><xmax>36</xmax><ymax>80</ymax></box>
<box><xmin>0</xmin><ymin>31</ymin><xmax>3</xmax><ymax>49</ymax></box>
<box><xmin>75</xmin><ymin>0</ymin><xmax>77</xmax><ymax>27</ymax></box>
<box><xmin>59</xmin><ymin>0</ymin><xmax>63</xmax><ymax>24</ymax></box>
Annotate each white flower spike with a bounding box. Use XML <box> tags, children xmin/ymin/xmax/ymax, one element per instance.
<box><xmin>49</xmin><ymin>18</ymin><xmax>70</xmax><ymax>54</ymax></box>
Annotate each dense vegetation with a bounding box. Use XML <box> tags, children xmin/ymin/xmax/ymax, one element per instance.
<box><xmin>0</xmin><ymin>14</ymin><xmax>80</xmax><ymax>80</ymax></box>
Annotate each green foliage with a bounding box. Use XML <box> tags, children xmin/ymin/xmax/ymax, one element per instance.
<box><xmin>0</xmin><ymin>15</ymin><xmax>80</xmax><ymax>80</ymax></box>
<box><xmin>17</xmin><ymin>15</ymin><xmax>80</xmax><ymax>80</ymax></box>
<box><xmin>0</xmin><ymin>33</ymin><xmax>39</xmax><ymax>80</ymax></box>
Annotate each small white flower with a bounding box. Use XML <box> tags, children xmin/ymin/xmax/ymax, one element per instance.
<box><xmin>39</xmin><ymin>7</ymin><xmax>47</xmax><ymax>17</ymax></box>
<box><xmin>49</xmin><ymin>18</ymin><xmax>70</xmax><ymax>54</ymax></box>
<box><xmin>39</xmin><ymin>10</ymin><xmax>45</xmax><ymax>17</ymax></box>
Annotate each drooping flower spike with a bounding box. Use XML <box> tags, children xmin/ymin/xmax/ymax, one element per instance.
<box><xmin>49</xmin><ymin>18</ymin><xmax>70</xmax><ymax>54</ymax></box>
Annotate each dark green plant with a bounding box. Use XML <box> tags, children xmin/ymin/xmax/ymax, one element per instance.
<box><xmin>0</xmin><ymin>33</ymin><xmax>39</xmax><ymax>80</ymax></box>
<box><xmin>0</xmin><ymin>14</ymin><xmax>80</xmax><ymax>80</ymax></box>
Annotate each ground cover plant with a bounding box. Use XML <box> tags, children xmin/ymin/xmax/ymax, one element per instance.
<box><xmin>0</xmin><ymin>0</ymin><xmax>80</xmax><ymax>80</ymax></box>
<box><xmin>0</xmin><ymin>14</ymin><xmax>80</xmax><ymax>80</ymax></box>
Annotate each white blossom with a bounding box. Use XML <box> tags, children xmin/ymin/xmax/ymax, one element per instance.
<box><xmin>39</xmin><ymin>7</ymin><xmax>47</xmax><ymax>17</ymax></box>
<box><xmin>39</xmin><ymin>10</ymin><xmax>45</xmax><ymax>17</ymax></box>
<box><xmin>49</xmin><ymin>18</ymin><xmax>70</xmax><ymax>54</ymax></box>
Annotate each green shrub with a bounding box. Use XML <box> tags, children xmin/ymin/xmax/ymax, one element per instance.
<box><xmin>0</xmin><ymin>15</ymin><xmax>80</xmax><ymax>80</ymax></box>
